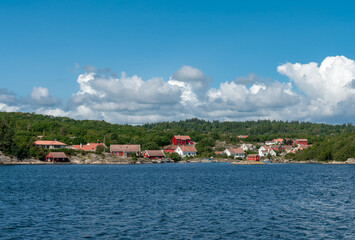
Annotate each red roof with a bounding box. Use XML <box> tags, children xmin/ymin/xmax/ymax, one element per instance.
<box><xmin>35</xmin><ymin>140</ymin><xmax>67</xmax><ymax>146</ymax></box>
<box><xmin>178</xmin><ymin>146</ymin><xmax>197</xmax><ymax>152</ymax></box>
<box><xmin>237</xmin><ymin>135</ymin><xmax>248</xmax><ymax>138</ymax></box>
<box><xmin>228</xmin><ymin>148</ymin><xmax>245</xmax><ymax>154</ymax></box>
<box><xmin>47</xmin><ymin>152</ymin><xmax>68</xmax><ymax>158</ymax></box>
<box><xmin>164</xmin><ymin>145</ymin><xmax>177</xmax><ymax>150</ymax></box>
<box><xmin>174</xmin><ymin>135</ymin><xmax>191</xmax><ymax>140</ymax></box>
<box><xmin>144</xmin><ymin>150</ymin><xmax>165</xmax><ymax>157</ymax></box>
<box><xmin>72</xmin><ymin>143</ymin><xmax>106</xmax><ymax>151</ymax></box>
<box><xmin>296</xmin><ymin>139</ymin><xmax>308</xmax><ymax>142</ymax></box>
<box><xmin>215</xmin><ymin>151</ymin><xmax>223</xmax><ymax>155</ymax></box>
<box><xmin>110</xmin><ymin>145</ymin><xmax>141</xmax><ymax>152</ymax></box>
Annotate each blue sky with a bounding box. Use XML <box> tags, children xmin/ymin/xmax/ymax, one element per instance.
<box><xmin>0</xmin><ymin>0</ymin><xmax>354</xmax><ymax>124</ymax></box>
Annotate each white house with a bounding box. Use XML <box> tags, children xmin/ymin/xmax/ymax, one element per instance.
<box><xmin>175</xmin><ymin>146</ymin><xmax>197</xmax><ymax>158</ymax></box>
<box><xmin>241</xmin><ymin>144</ymin><xmax>254</xmax><ymax>151</ymax></box>
<box><xmin>223</xmin><ymin>148</ymin><xmax>245</xmax><ymax>159</ymax></box>
<box><xmin>258</xmin><ymin>146</ymin><xmax>276</xmax><ymax>157</ymax></box>
<box><xmin>265</xmin><ymin>141</ymin><xmax>276</xmax><ymax>146</ymax></box>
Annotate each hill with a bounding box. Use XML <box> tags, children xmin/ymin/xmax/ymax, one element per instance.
<box><xmin>0</xmin><ymin>112</ymin><xmax>354</xmax><ymax>160</ymax></box>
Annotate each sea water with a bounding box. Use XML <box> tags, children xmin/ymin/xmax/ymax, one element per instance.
<box><xmin>0</xmin><ymin>163</ymin><xmax>354</xmax><ymax>239</ymax></box>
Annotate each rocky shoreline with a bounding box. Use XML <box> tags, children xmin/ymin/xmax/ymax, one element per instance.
<box><xmin>1</xmin><ymin>152</ymin><xmax>354</xmax><ymax>165</ymax></box>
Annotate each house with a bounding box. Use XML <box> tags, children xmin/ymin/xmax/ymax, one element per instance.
<box><xmin>237</xmin><ymin>135</ymin><xmax>248</xmax><ymax>139</ymax></box>
<box><xmin>172</xmin><ymin>135</ymin><xmax>192</xmax><ymax>145</ymax></box>
<box><xmin>265</xmin><ymin>141</ymin><xmax>276</xmax><ymax>146</ymax></box>
<box><xmin>35</xmin><ymin>140</ymin><xmax>67</xmax><ymax>149</ymax></box>
<box><xmin>241</xmin><ymin>143</ymin><xmax>254</xmax><ymax>151</ymax></box>
<box><xmin>271</xmin><ymin>145</ymin><xmax>283</xmax><ymax>151</ymax></box>
<box><xmin>143</xmin><ymin>150</ymin><xmax>165</xmax><ymax>160</ymax></box>
<box><xmin>175</xmin><ymin>146</ymin><xmax>197</xmax><ymax>158</ymax></box>
<box><xmin>223</xmin><ymin>148</ymin><xmax>245</xmax><ymax>159</ymax></box>
<box><xmin>297</xmin><ymin>145</ymin><xmax>312</xmax><ymax>151</ymax></box>
<box><xmin>215</xmin><ymin>151</ymin><xmax>223</xmax><ymax>155</ymax></box>
<box><xmin>296</xmin><ymin>139</ymin><xmax>308</xmax><ymax>146</ymax></box>
<box><xmin>259</xmin><ymin>146</ymin><xmax>277</xmax><ymax>157</ymax></box>
<box><xmin>273</xmin><ymin>138</ymin><xmax>284</xmax><ymax>144</ymax></box>
<box><xmin>282</xmin><ymin>145</ymin><xmax>293</xmax><ymax>153</ymax></box>
<box><xmin>72</xmin><ymin>143</ymin><xmax>107</xmax><ymax>152</ymax></box>
<box><xmin>45</xmin><ymin>152</ymin><xmax>70</xmax><ymax>162</ymax></box>
<box><xmin>247</xmin><ymin>154</ymin><xmax>260</xmax><ymax>161</ymax></box>
<box><xmin>110</xmin><ymin>144</ymin><xmax>141</xmax><ymax>157</ymax></box>
<box><xmin>164</xmin><ymin>145</ymin><xmax>177</xmax><ymax>153</ymax></box>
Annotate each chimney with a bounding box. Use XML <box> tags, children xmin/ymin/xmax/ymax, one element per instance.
<box><xmin>80</xmin><ymin>143</ymin><xmax>82</xmax><ymax>148</ymax></box>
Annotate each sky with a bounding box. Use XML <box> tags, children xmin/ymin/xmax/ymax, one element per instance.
<box><xmin>0</xmin><ymin>0</ymin><xmax>354</xmax><ymax>124</ymax></box>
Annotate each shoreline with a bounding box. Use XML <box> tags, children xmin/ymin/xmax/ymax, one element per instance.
<box><xmin>1</xmin><ymin>159</ymin><xmax>354</xmax><ymax>165</ymax></box>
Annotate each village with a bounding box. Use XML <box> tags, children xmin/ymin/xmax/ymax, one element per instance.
<box><xmin>33</xmin><ymin>135</ymin><xmax>311</xmax><ymax>164</ymax></box>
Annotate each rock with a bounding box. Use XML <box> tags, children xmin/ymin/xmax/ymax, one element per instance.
<box><xmin>345</xmin><ymin>158</ymin><xmax>355</xmax><ymax>164</ymax></box>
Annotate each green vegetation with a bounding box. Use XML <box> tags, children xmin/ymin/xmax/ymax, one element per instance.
<box><xmin>293</xmin><ymin>132</ymin><xmax>355</xmax><ymax>162</ymax></box>
<box><xmin>0</xmin><ymin>112</ymin><xmax>354</xmax><ymax>161</ymax></box>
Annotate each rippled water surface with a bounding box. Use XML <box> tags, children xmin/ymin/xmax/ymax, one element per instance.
<box><xmin>0</xmin><ymin>163</ymin><xmax>354</xmax><ymax>239</ymax></box>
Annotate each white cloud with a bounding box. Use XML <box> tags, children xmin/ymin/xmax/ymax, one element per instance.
<box><xmin>0</xmin><ymin>103</ymin><xmax>20</xmax><ymax>112</ymax></box>
<box><xmin>277</xmin><ymin>55</ymin><xmax>355</xmax><ymax>119</ymax></box>
<box><xmin>0</xmin><ymin>89</ymin><xmax>16</xmax><ymax>103</ymax></box>
<box><xmin>29</xmin><ymin>86</ymin><xmax>60</xmax><ymax>106</ymax></box>
<box><xmin>3</xmin><ymin>57</ymin><xmax>354</xmax><ymax>124</ymax></box>
<box><xmin>171</xmin><ymin>65</ymin><xmax>212</xmax><ymax>91</ymax></box>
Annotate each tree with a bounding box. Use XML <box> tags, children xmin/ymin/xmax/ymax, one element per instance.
<box><xmin>0</xmin><ymin>117</ymin><xmax>15</xmax><ymax>155</ymax></box>
<box><xmin>170</xmin><ymin>152</ymin><xmax>181</xmax><ymax>162</ymax></box>
<box><xmin>95</xmin><ymin>145</ymin><xmax>105</xmax><ymax>154</ymax></box>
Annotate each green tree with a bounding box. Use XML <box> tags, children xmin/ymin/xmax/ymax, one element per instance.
<box><xmin>0</xmin><ymin>117</ymin><xmax>15</xmax><ymax>155</ymax></box>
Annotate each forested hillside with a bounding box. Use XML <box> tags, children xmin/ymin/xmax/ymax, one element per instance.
<box><xmin>0</xmin><ymin>112</ymin><xmax>354</xmax><ymax>160</ymax></box>
<box><xmin>292</xmin><ymin>132</ymin><xmax>355</xmax><ymax>162</ymax></box>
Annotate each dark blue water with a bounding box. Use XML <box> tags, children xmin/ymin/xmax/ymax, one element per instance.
<box><xmin>0</xmin><ymin>163</ymin><xmax>354</xmax><ymax>239</ymax></box>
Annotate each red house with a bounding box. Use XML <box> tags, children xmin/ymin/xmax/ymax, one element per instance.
<box><xmin>45</xmin><ymin>152</ymin><xmax>70</xmax><ymax>162</ymax></box>
<box><xmin>296</xmin><ymin>139</ymin><xmax>308</xmax><ymax>146</ymax></box>
<box><xmin>110</xmin><ymin>145</ymin><xmax>141</xmax><ymax>156</ymax></box>
<box><xmin>247</xmin><ymin>154</ymin><xmax>260</xmax><ymax>161</ymax></box>
<box><xmin>143</xmin><ymin>150</ymin><xmax>165</xmax><ymax>160</ymax></box>
<box><xmin>172</xmin><ymin>135</ymin><xmax>192</xmax><ymax>145</ymax></box>
<box><xmin>164</xmin><ymin>145</ymin><xmax>177</xmax><ymax>153</ymax></box>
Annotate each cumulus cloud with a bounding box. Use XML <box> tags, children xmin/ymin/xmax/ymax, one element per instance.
<box><xmin>171</xmin><ymin>65</ymin><xmax>212</xmax><ymax>91</ymax></box>
<box><xmin>0</xmin><ymin>89</ymin><xmax>16</xmax><ymax>103</ymax></box>
<box><xmin>29</xmin><ymin>86</ymin><xmax>60</xmax><ymax>106</ymax></box>
<box><xmin>277</xmin><ymin>55</ymin><xmax>355</xmax><ymax>120</ymax></box>
<box><xmin>0</xmin><ymin>103</ymin><xmax>20</xmax><ymax>112</ymax></box>
<box><xmin>2</xmin><ymin>56</ymin><xmax>354</xmax><ymax>124</ymax></box>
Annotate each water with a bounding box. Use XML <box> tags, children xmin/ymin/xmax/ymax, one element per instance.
<box><xmin>0</xmin><ymin>163</ymin><xmax>354</xmax><ymax>239</ymax></box>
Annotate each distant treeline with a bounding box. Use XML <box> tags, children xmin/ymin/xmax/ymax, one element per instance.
<box><xmin>0</xmin><ymin>112</ymin><xmax>354</xmax><ymax>160</ymax></box>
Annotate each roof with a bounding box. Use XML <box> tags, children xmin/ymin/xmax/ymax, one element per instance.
<box><xmin>228</xmin><ymin>148</ymin><xmax>245</xmax><ymax>154</ymax></box>
<box><xmin>72</xmin><ymin>143</ymin><xmax>107</xmax><ymax>151</ymax></box>
<box><xmin>215</xmin><ymin>151</ymin><xmax>223</xmax><ymax>155</ymax></box>
<box><xmin>262</xmin><ymin>146</ymin><xmax>272</xmax><ymax>150</ymax></box>
<box><xmin>178</xmin><ymin>146</ymin><xmax>197</xmax><ymax>152</ymax></box>
<box><xmin>248</xmin><ymin>154</ymin><xmax>259</xmax><ymax>157</ymax></box>
<box><xmin>265</xmin><ymin>141</ymin><xmax>275</xmax><ymax>144</ymax></box>
<box><xmin>237</xmin><ymin>135</ymin><xmax>248</xmax><ymax>138</ymax></box>
<box><xmin>35</xmin><ymin>140</ymin><xmax>67</xmax><ymax>146</ymax></box>
<box><xmin>296</xmin><ymin>139</ymin><xmax>308</xmax><ymax>141</ymax></box>
<box><xmin>144</xmin><ymin>150</ymin><xmax>165</xmax><ymax>157</ymax></box>
<box><xmin>173</xmin><ymin>135</ymin><xmax>191</xmax><ymax>140</ymax></box>
<box><xmin>242</xmin><ymin>144</ymin><xmax>253</xmax><ymax>147</ymax></box>
<box><xmin>110</xmin><ymin>145</ymin><xmax>141</xmax><ymax>152</ymax></box>
<box><xmin>47</xmin><ymin>152</ymin><xmax>68</xmax><ymax>158</ymax></box>
<box><xmin>274</xmin><ymin>138</ymin><xmax>284</xmax><ymax>142</ymax></box>
<box><xmin>164</xmin><ymin>145</ymin><xmax>177</xmax><ymax>150</ymax></box>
